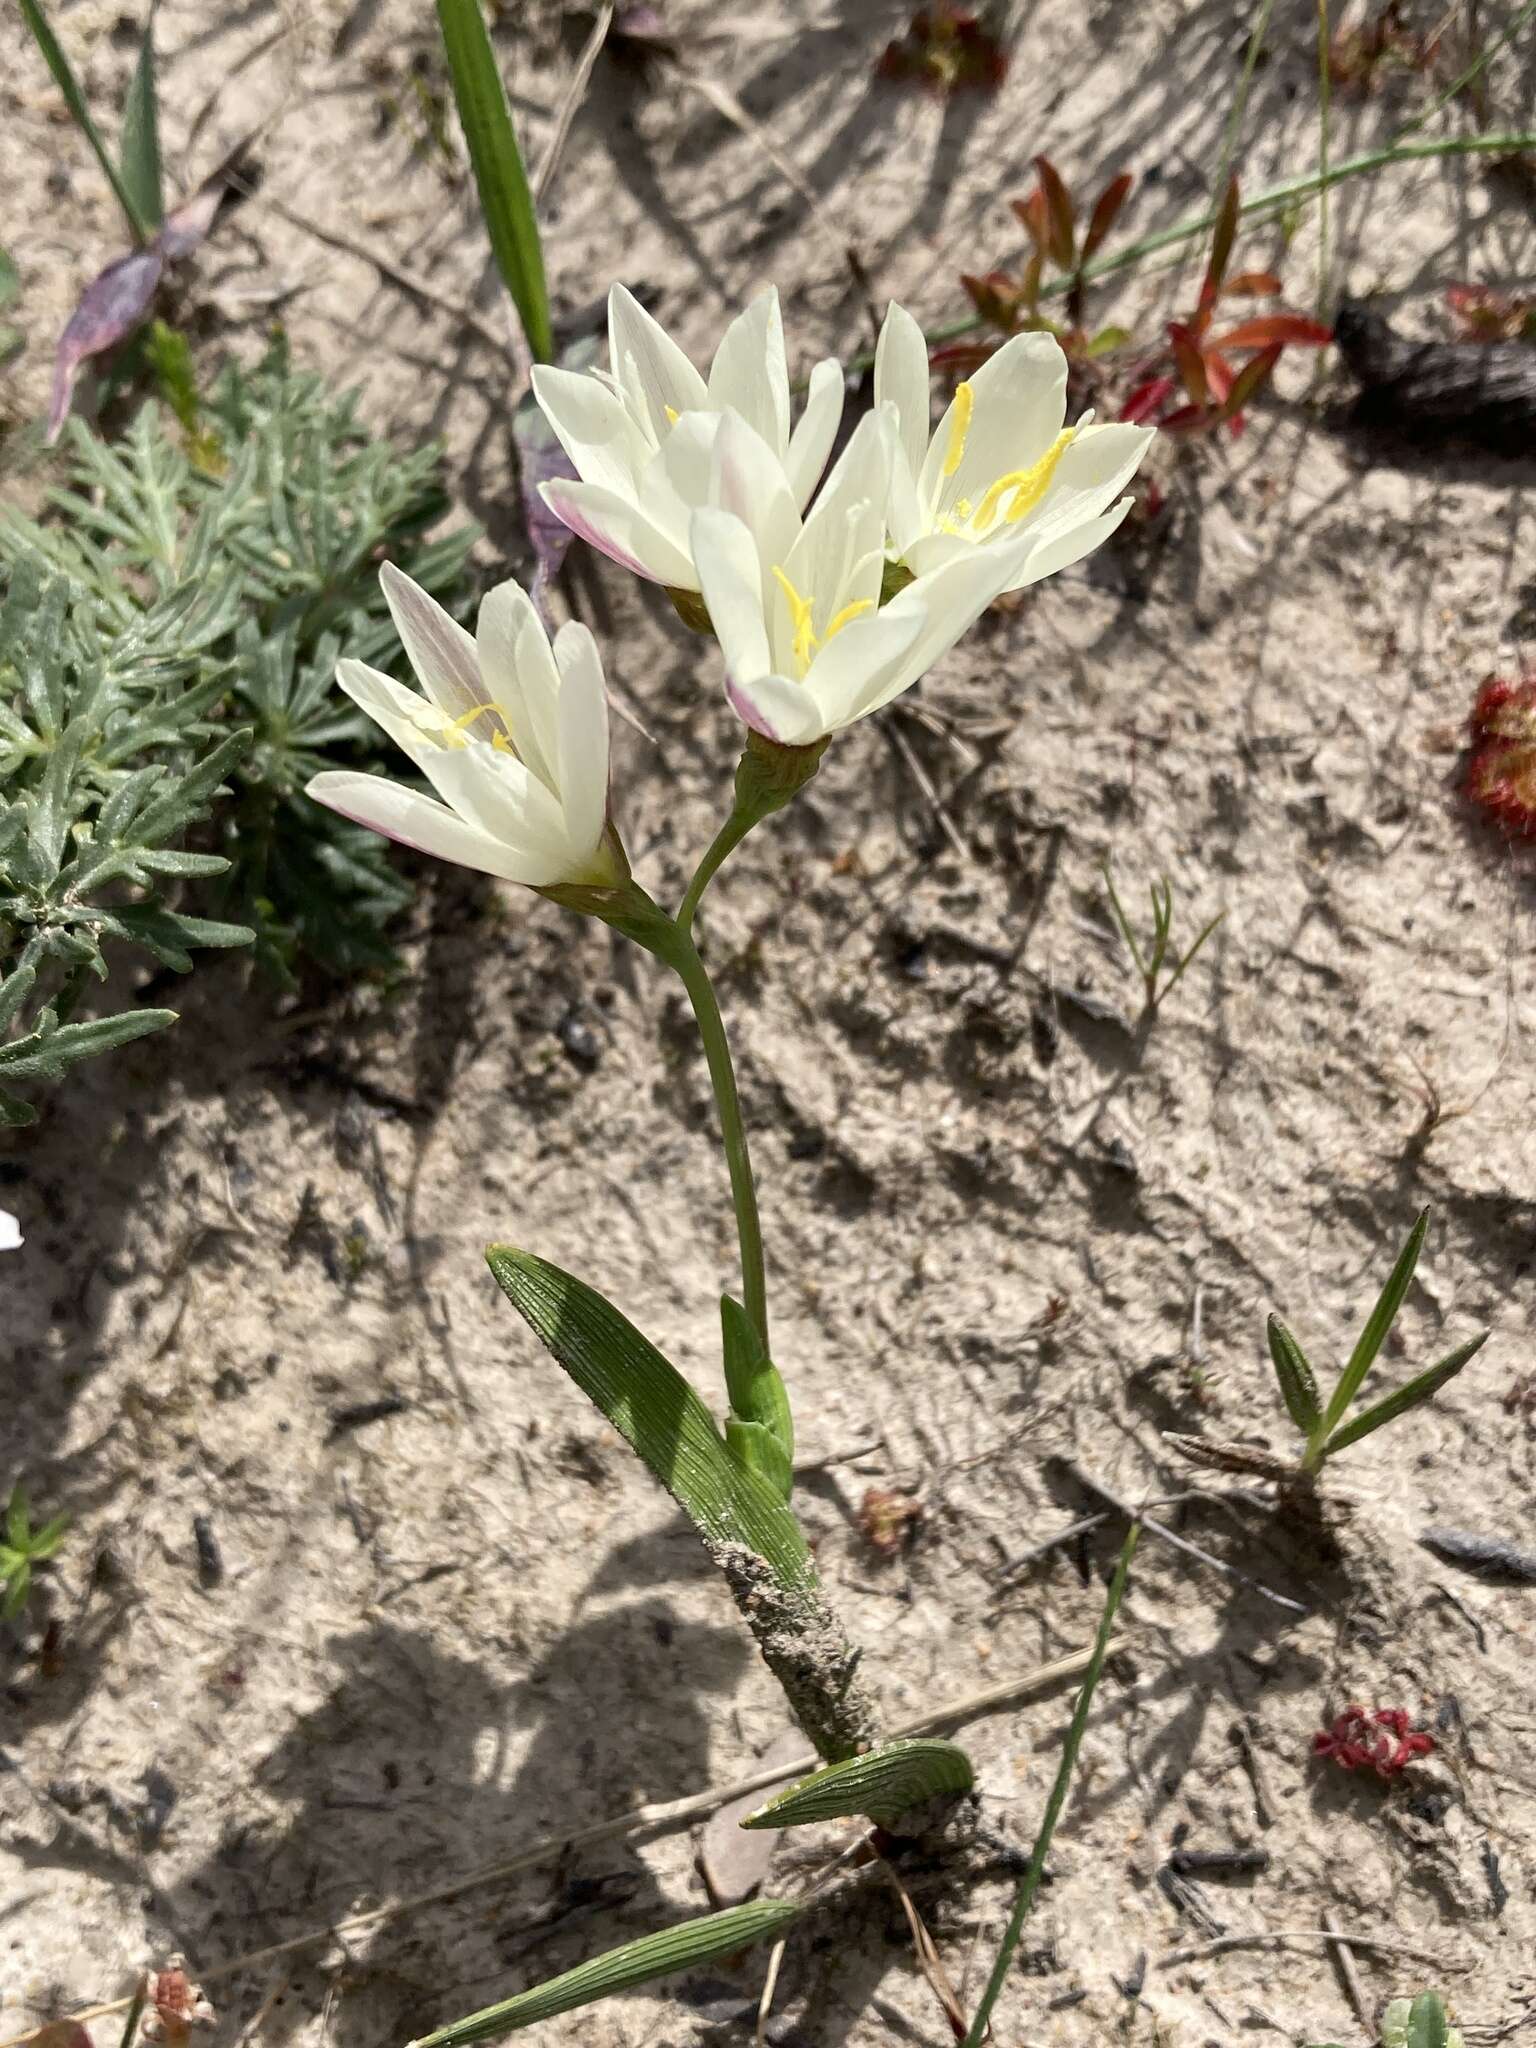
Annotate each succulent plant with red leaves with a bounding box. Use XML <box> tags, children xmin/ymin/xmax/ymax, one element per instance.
<box><xmin>1329</xmin><ymin>2</ymin><xmax>1443</xmax><ymax>96</ymax></box>
<box><xmin>1446</xmin><ymin>284</ymin><xmax>1536</xmax><ymax>344</ymax></box>
<box><xmin>877</xmin><ymin>4</ymin><xmax>1008</xmax><ymax>96</ymax></box>
<box><xmin>934</xmin><ymin>155</ymin><xmax>1134</xmax><ymax>380</ymax></box>
<box><xmin>1313</xmin><ymin>1705</ymin><xmax>1435</xmax><ymax>1779</ymax></box>
<box><xmin>1465</xmin><ymin>673</ymin><xmax>1536</xmax><ymax>839</ymax></box>
<box><xmin>1118</xmin><ymin>178</ymin><xmax>1333</xmax><ymax>439</ymax></box>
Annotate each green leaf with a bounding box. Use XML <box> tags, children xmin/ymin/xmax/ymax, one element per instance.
<box><xmin>18</xmin><ymin>0</ymin><xmax>153</xmax><ymax>241</ymax></box>
<box><xmin>26</xmin><ymin>1513</ymin><xmax>69</xmax><ymax>1561</ymax></box>
<box><xmin>0</xmin><ymin>244</ymin><xmax>18</xmax><ymax>310</ymax></box>
<box><xmin>1085</xmin><ymin>324</ymin><xmax>1130</xmax><ymax>357</ymax></box>
<box><xmin>1406</xmin><ymin>1992</ymin><xmax>1451</xmax><ymax>2048</ymax></box>
<box><xmin>721</xmin><ymin>1295</ymin><xmax>793</xmax><ymax>1475</ymax></box>
<box><xmin>486</xmin><ymin>1249</ymin><xmax>810</xmax><ymax>1586</ymax></box>
<box><xmin>1</xmin><ymin>1565</ymin><xmax>30</xmax><ymax>1621</ymax></box>
<box><xmin>1320</xmin><ymin>1209</ymin><xmax>1430</xmax><ymax>1435</ymax></box>
<box><xmin>0</xmin><ymin>1090</ymin><xmax>38</xmax><ymax>1129</ymax></box>
<box><xmin>119</xmin><ymin>5</ymin><xmax>164</xmax><ymax>232</ymax></box>
<box><xmin>436</xmin><ymin>0</ymin><xmax>553</xmax><ymax>363</ymax></box>
<box><xmin>5</xmin><ymin>1488</ymin><xmax>27</xmax><ymax>1549</ymax></box>
<box><xmin>1322</xmin><ymin>1331</ymin><xmax>1487</xmax><ymax>1458</ymax></box>
<box><xmin>742</xmin><ymin>1739</ymin><xmax>974</xmax><ymax>1831</ymax></box>
<box><xmin>724</xmin><ymin>1418</ymin><xmax>794</xmax><ymax>1503</ymax></box>
<box><xmin>1266</xmin><ymin>1313</ymin><xmax>1321</xmax><ymax>1433</ymax></box>
<box><xmin>0</xmin><ymin>1007</ymin><xmax>176</xmax><ymax>1082</ymax></box>
<box><xmin>406</xmin><ymin>1896</ymin><xmax>804</xmax><ymax>2048</ymax></box>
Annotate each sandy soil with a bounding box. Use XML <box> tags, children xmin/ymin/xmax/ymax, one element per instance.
<box><xmin>3</xmin><ymin>4</ymin><xmax>1536</xmax><ymax>2047</ymax></box>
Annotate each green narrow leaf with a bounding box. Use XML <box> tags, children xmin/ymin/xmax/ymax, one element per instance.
<box><xmin>724</xmin><ymin>1418</ymin><xmax>793</xmax><ymax>1503</ymax></box>
<box><xmin>119</xmin><ymin>5</ymin><xmax>164</xmax><ymax>231</ymax></box>
<box><xmin>1322</xmin><ymin>1331</ymin><xmax>1487</xmax><ymax>1457</ymax></box>
<box><xmin>742</xmin><ymin>1739</ymin><xmax>973</xmax><ymax>1831</ymax></box>
<box><xmin>1406</xmin><ymin>1991</ymin><xmax>1451</xmax><ymax>2048</ymax></box>
<box><xmin>1266</xmin><ymin>1313</ymin><xmax>1321</xmax><ymax>1433</ymax></box>
<box><xmin>406</xmin><ymin>1896</ymin><xmax>804</xmax><ymax>2048</ymax></box>
<box><xmin>1320</xmin><ymin>1209</ymin><xmax>1430</xmax><ymax>1434</ymax></box>
<box><xmin>5</xmin><ymin>1489</ymin><xmax>27</xmax><ymax>1550</ymax></box>
<box><xmin>0</xmin><ymin>1090</ymin><xmax>39</xmax><ymax>1129</ymax></box>
<box><xmin>0</xmin><ymin>1007</ymin><xmax>176</xmax><ymax>1082</ymax></box>
<box><xmin>18</xmin><ymin>0</ymin><xmax>153</xmax><ymax>241</ymax></box>
<box><xmin>436</xmin><ymin>0</ymin><xmax>553</xmax><ymax>362</ymax></box>
<box><xmin>486</xmin><ymin>1249</ymin><xmax>810</xmax><ymax>1586</ymax></box>
<box><xmin>721</xmin><ymin>1294</ymin><xmax>793</xmax><ymax>1461</ymax></box>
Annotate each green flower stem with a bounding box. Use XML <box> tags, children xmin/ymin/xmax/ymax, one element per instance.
<box><xmin>677</xmin><ymin>807</ymin><xmax>760</xmax><ymax>938</ymax></box>
<box><xmin>667</xmin><ymin>927</ymin><xmax>769</xmax><ymax>1349</ymax></box>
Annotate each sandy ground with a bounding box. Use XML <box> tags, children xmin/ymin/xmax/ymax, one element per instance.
<box><xmin>3</xmin><ymin>3</ymin><xmax>1536</xmax><ymax>2046</ymax></box>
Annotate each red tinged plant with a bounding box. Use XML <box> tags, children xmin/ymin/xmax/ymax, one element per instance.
<box><xmin>1118</xmin><ymin>178</ymin><xmax>1333</xmax><ymax>438</ymax></box>
<box><xmin>1446</xmin><ymin>283</ymin><xmax>1536</xmax><ymax>343</ymax></box>
<box><xmin>1465</xmin><ymin>673</ymin><xmax>1536</xmax><ymax>840</ymax></box>
<box><xmin>877</xmin><ymin>4</ymin><xmax>1008</xmax><ymax>96</ymax></box>
<box><xmin>1313</xmin><ymin>1705</ymin><xmax>1435</xmax><ymax>1779</ymax></box>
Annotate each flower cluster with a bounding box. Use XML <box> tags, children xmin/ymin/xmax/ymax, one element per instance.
<box><xmin>1312</xmin><ymin>1705</ymin><xmax>1435</xmax><ymax>1778</ymax></box>
<box><xmin>310</xmin><ymin>287</ymin><xmax>1150</xmax><ymax>893</ymax></box>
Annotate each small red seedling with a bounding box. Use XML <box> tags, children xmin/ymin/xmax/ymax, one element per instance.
<box><xmin>1446</xmin><ymin>283</ymin><xmax>1536</xmax><ymax>344</ymax></box>
<box><xmin>1465</xmin><ymin>673</ymin><xmax>1536</xmax><ymax>840</ymax></box>
<box><xmin>935</xmin><ymin>154</ymin><xmax>1133</xmax><ymax>374</ymax></box>
<box><xmin>877</xmin><ymin>4</ymin><xmax>1008</xmax><ymax>96</ymax></box>
<box><xmin>1313</xmin><ymin>1705</ymin><xmax>1435</xmax><ymax>1779</ymax></box>
<box><xmin>1329</xmin><ymin>2</ymin><xmax>1443</xmax><ymax>96</ymax></box>
<box><xmin>1118</xmin><ymin>178</ymin><xmax>1332</xmax><ymax>438</ymax></box>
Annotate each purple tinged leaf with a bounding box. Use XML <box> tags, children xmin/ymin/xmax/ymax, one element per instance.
<box><xmin>46</xmin><ymin>244</ymin><xmax>163</xmax><ymax>443</ymax></box>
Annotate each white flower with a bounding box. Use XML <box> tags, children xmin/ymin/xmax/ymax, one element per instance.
<box><xmin>689</xmin><ymin>407</ymin><xmax>1035</xmax><ymax>748</ymax></box>
<box><xmin>0</xmin><ymin>1209</ymin><xmax>21</xmax><ymax>1252</ymax></box>
<box><xmin>531</xmin><ymin>284</ymin><xmax>844</xmax><ymax>593</ymax></box>
<box><xmin>307</xmin><ymin>565</ymin><xmax>619</xmax><ymax>890</ymax></box>
<box><xmin>874</xmin><ymin>302</ymin><xmax>1153</xmax><ymax>588</ymax></box>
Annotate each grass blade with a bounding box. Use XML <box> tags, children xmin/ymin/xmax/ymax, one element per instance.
<box><xmin>1322</xmin><ymin>1330</ymin><xmax>1487</xmax><ymax>1457</ymax></box>
<box><xmin>18</xmin><ymin>0</ymin><xmax>153</xmax><ymax>241</ymax></box>
<box><xmin>436</xmin><ymin>0</ymin><xmax>553</xmax><ymax>362</ymax></box>
<box><xmin>742</xmin><ymin>1739</ymin><xmax>973</xmax><ymax>1831</ymax></box>
<box><xmin>1319</xmin><ymin>1209</ymin><xmax>1429</xmax><ymax>1435</ymax></box>
<box><xmin>961</xmin><ymin>1523</ymin><xmax>1138</xmax><ymax>2048</ymax></box>
<box><xmin>406</xmin><ymin>1896</ymin><xmax>804</xmax><ymax>2047</ymax></box>
<box><xmin>1267</xmin><ymin>1313</ymin><xmax>1322</xmax><ymax>1433</ymax></box>
<box><xmin>119</xmin><ymin>4</ymin><xmax>164</xmax><ymax>232</ymax></box>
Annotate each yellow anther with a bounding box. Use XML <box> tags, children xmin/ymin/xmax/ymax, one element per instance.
<box><xmin>942</xmin><ymin>380</ymin><xmax>975</xmax><ymax>478</ymax></box>
<box><xmin>440</xmin><ymin>702</ymin><xmax>516</xmax><ymax>753</ymax></box>
<box><xmin>972</xmin><ymin>429</ymin><xmax>1076</xmax><ymax>533</ymax></box>
<box><xmin>772</xmin><ymin>564</ymin><xmax>818</xmax><ymax>671</ymax></box>
<box><xmin>825</xmin><ymin>598</ymin><xmax>873</xmax><ymax>640</ymax></box>
<box><xmin>664</xmin><ymin>404</ymin><xmax>680</xmax><ymax>426</ymax></box>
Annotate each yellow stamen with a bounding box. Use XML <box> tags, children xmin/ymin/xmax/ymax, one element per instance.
<box><xmin>972</xmin><ymin>429</ymin><xmax>1076</xmax><ymax>534</ymax></box>
<box><xmin>772</xmin><ymin>564</ymin><xmax>818</xmax><ymax>671</ymax></box>
<box><xmin>440</xmin><ymin>702</ymin><xmax>516</xmax><ymax>753</ymax></box>
<box><xmin>825</xmin><ymin>598</ymin><xmax>873</xmax><ymax>640</ymax></box>
<box><xmin>664</xmin><ymin>404</ymin><xmax>680</xmax><ymax>426</ymax></box>
<box><xmin>942</xmin><ymin>380</ymin><xmax>975</xmax><ymax>478</ymax></box>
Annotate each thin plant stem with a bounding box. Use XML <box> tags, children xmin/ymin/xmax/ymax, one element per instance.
<box><xmin>1155</xmin><ymin>909</ymin><xmax>1226</xmax><ymax>1008</ymax></box>
<box><xmin>1101</xmin><ymin>864</ymin><xmax>1150</xmax><ymax>998</ymax></box>
<box><xmin>960</xmin><ymin>1524</ymin><xmax>1140</xmax><ymax>2048</ymax></box>
<box><xmin>1393</xmin><ymin>0</ymin><xmax>1536</xmax><ymax>139</ymax></box>
<box><xmin>668</xmin><ymin>930</ymin><xmax>769</xmax><ymax>1348</ymax></box>
<box><xmin>1315</xmin><ymin>0</ymin><xmax>1333</xmax><ymax>310</ymax></box>
<box><xmin>678</xmin><ymin>809</ymin><xmax>760</xmax><ymax>937</ymax></box>
<box><xmin>1212</xmin><ymin>0</ymin><xmax>1277</xmax><ymax>208</ymax></box>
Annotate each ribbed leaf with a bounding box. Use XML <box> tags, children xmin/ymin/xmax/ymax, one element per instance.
<box><xmin>742</xmin><ymin>1739</ymin><xmax>973</xmax><ymax>1831</ymax></box>
<box><xmin>119</xmin><ymin>6</ymin><xmax>164</xmax><ymax>232</ymax></box>
<box><xmin>1162</xmin><ymin>1432</ymin><xmax>1295</xmax><ymax>1481</ymax></box>
<box><xmin>1320</xmin><ymin>1209</ymin><xmax>1429</xmax><ymax>1434</ymax></box>
<box><xmin>486</xmin><ymin>1249</ymin><xmax>810</xmax><ymax>1586</ymax></box>
<box><xmin>1322</xmin><ymin>1332</ymin><xmax>1486</xmax><ymax>1457</ymax></box>
<box><xmin>18</xmin><ymin>0</ymin><xmax>153</xmax><ymax>241</ymax></box>
<box><xmin>721</xmin><ymin>1294</ymin><xmax>793</xmax><ymax>1498</ymax></box>
<box><xmin>406</xmin><ymin>1896</ymin><xmax>804</xmax><ymax>2048</ymax></box>
<box><xmin>436</xmin><ymin>0</ymin><xmax>553</xmax><ymax>362</ymax></box>
<box><xmin>1266</xmin><ymin>1313</ymin><xmax>1321</xmax><ymax>1433</ymax></box>
<box><xmin>724</xmin><ymin>1418</ymin><xmax>793</xmax><ymax>1502</ymax></box>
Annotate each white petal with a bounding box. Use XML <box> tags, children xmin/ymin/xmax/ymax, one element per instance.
<box><xmin>784</xmin><ymin>357</ymin><xmax>844</xmax><ymax>508</ymax></box>
<box><xmin>854</xmin><ymin>546</ymin><xmax>1017</xmax><ymax>720</ymax></box>
<box><xmin>782</xmin><ymin>405</ymin><xmax>891</xmax><ymax>638</ymax></box>
<box><xmin>308</xmin><ymin>771</ymin><xmax>538</xmax><ymax>883</ymax></box>
<box><xmin>709</xmin><ymin>410</ymin><xmax>799</xmax><ymax>580</ymax></box>
<box><xmin>708</xmin><ymin>288</ymin><xmax>790</xmax><ymax>455</ymax></box>
<box><xmin>918</xmin><ymin>331</ymin><xmax>1068</xmax><ymax>517</ymax></box>
<box><xmin>691</xmin><ymin>507</ymin><xmax>773</xmax><ymax>686</ymax></box>
<box><xmin>540</xmin><ymin>478</ymin><xmax>697</xmax><ymax>587</ymax></box>
<box><xmin>800</xmin><ymin>606</ymin><xmax>926</xmax><ymax>735</ymax></box>
<box><xmin>0</xmin><ymin>1208</ymin><xmax>22</xmax><ymax>1251</ymax></box>
<box><xmin>1015</xmin><ymin>422</ymin><xmax>1153</xmax><ymax>540</ymax></box>
<box><xmin>552</xmin><ymin>620</ymin><xmax>610</xmax><ymax>860</ymax></box>
<box><xmin>530</xmin><ymin>365</ymin><xmax>653</xmax><ymax>498</ymax></box>
<box><xmin>874</xmin><ymin>302</ymin><xmax>931</xmax><ymax>481</ymax></box>
<box><xmin>900</xmin><ymin>529</ymin><xmax>980</xmax><ymax>579</ymax></box>
<box><xmin>379</xmin><ymin>563</ymin><xmax>481</xmax><ymax>720</ymax></box>
<box><xmin>725</xmin><ymin>669</ymin><xmax>826</xmax><ymax>747</ymax></box>
<box><xmin>424</xmin><ymin>744</ymin><xmax>571</xmax><ymax>872</ymax></box>
<box><xmin>335</xmin><ymin>659</ymin><xmax>448</xmax><ymax>774</ymax></box>
<box><xmin>1013</xmin><ymin>499</ymin><xmax>1132</xmax><ymax>589</ymax></box>
<box><xmin>639</xmin><ymin>409</ymin><xmax>723</xmax><ymax>559</ymax></box>
<box><xmin>476</xmin><ymin>578</ymin><xmax>559</xmax><ymax>790</ymax></box>
<box><xmin>608</xmin><ymin>283</ymin><xmax>707</xmax><ymax>439</ymax></box>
